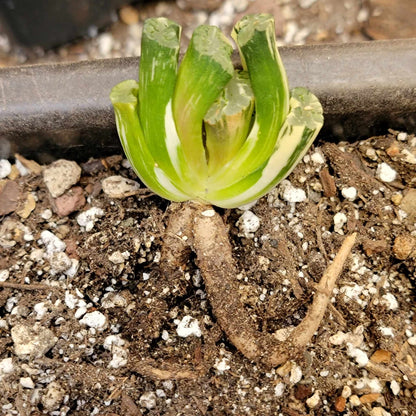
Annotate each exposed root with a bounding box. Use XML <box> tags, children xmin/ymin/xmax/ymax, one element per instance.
<box><xmin>161</xmin><ymin>202</ymin><xmax>357</xmax><ymax>368</ymax></box>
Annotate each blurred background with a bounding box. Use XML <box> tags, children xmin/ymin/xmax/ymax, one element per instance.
<box><xmin>0</xmin><ymin>0</ymin><xmax>415</xmax><ymax>67</ymax></box>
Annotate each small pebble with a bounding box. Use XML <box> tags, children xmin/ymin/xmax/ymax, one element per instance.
<box><xmin>20</xmin><ymin>376</ymin><xmax>35</xmax><ymax>389</ymax></box>
<box><xmin>43</xmin><ymin>159</ymin><xmax>81</xmax><ymax>198</ymax></box>
<box><xmin>334</xmin><ymin>396</ymin><xmax>346</xmax><ymax>412</ymax></box>
<box><xmin>102</xmin><ymin>175</ymin><xmax>140</xmax><ymax>198</ymax></box>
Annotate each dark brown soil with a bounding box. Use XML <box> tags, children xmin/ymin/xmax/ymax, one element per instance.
<box><xmin>1</xmin><ymin>129</ymin><xmax>416</xmax><ymax>415</ymax></box>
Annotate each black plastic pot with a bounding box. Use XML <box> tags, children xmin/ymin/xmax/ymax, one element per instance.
<box><xmin>0</xmin><ymin>0</ymin><xmax>129</xmax><ymax>49</ymax></box>
<box><xmin>0</xmin><ymin>39</ymin><xmax>415</xmax><ymax>162</ymax></box>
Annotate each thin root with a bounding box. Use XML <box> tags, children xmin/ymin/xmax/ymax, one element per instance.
<box><xmin>132</xmin><ymin>359</ymin><xmax>204</xmax><ymax>380</ymax></box>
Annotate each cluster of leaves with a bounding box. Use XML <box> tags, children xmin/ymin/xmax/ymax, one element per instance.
<box><xmin>110</xmin><ymin>14</ymin><xmax>323</xmax><ymax>208</ymax></box>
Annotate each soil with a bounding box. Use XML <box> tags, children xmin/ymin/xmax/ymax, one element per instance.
<box><xmin>1</xmin><ymin>129</ymin><xmax>415</xmax><ymax>415</ymax></box>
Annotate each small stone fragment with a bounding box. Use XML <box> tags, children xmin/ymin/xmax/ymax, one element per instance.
<box><xmin>53</xmin><ymin>186</ymin><xmax>86</xmax><ymax>217</ymax></box>
<box><xmin>0</xmin><ymin>357</ymin><xmax>14</xmax><ymax>376</ymax></box>
<box><xmin>43</xmin><ymin>159</ymin><xmax>81</xmax><ymax>198</ymax></box>
<box><xmin>391</xmin><ymin>193</ymin><xmax>402</xmax><ymax>205</ymax></box>
<box><xmin>109</xmin><ymin>250</ymin><xmax>129</xmax><ymax>264</ymax></box>
<box><xmin>393</xmin><ymin>234</ymin><xmax>416</xmax><ymax>260</ymax></box>
<box><xmin>0</xmin><ymin>180</ymin><xmax>20</xmax><ymax>215</ymax></box>
<box><xmin>119</xmin><ymin>5</ymin><xmax>140</xmax><ymax>25</ymax></box>
<box><xmin>20</xmin><ymin>376</ymin><xmax>35</xmax><ymax>389</ymax></box>
<box><xmin>341</xmin><ymin>186</ymin><xmax>357</xmax><ymax>201</ymax></box>
<box><xmin>281</xmin><ymin>180</ymin><xmax>307</xmax><ymax>203</ymax></box>
<box><xmin>0</xmin><ymin>159</ymin><xmax>12</xmax><ymax>178</ymax></box>
<box><xmin>376</xmin><ymin>162</ymin><xmax>397</xmax><ymax>183</ymax></box>
<box><xmin>349</xmin><ymin>395</ymin><xmax>361</xmax><ymax>407</ymax></box>
<box><xmin>42</xmin><ymin>381</ymin><xmax>65</xmax><ymax>411</ymax></box>
<box><xmin>11</xmin><ymin>324</ymin><xmax>57</xmax><ymax>359</ymax></box>
<box><xmin>289</xmin><ymin>364</ymin><xmax>303</xmax><ymax>384</ymax></box>
<box><xmin>370</xmin><ymin>349</ymin><xmax>392</xmax><ymax>364</ymax></box>
<box><xmin>360</xmin><ymin>393</ymin><xmax>381</xmax><ymax>404</ymax></box>
<box><xmin>400</xmin><ymin>189</ymin><xmax>416</xmax><ymax>218</ymax></box>
<box><xmin>102</xmin><ymin>175</ymin><xmax>141</xmax><ymax>198</ymax></box>
<box><xmin>40</xmin><ymin>230</ymin><xmax>66</xmax><ymax>256</ymax></box>
<box><xmin>390</xmin><ymin>380</ymin><xmax>400</xmax><ymax>396</ymax></box>
<box><xmin>49</xmin><ymin>251</ymin><xmax>73</xmax><ymax>275</ymax></box>
<box><xmin>347</xmin><ymin>345</ymin><xmax>369</xmax><ymax>367</ymax></box>
<box><xmin>306</xmin><ymin>390</ymin><xmax>320</xmax><ymax>408</ymax></box>
<box><xmin>16</xmin><ymin>192</ymin><xmax>36</xmax><ymax>219</ymax></box>
<box><xmin>15</xmin><ymin>154</ymin><xmax>42</xmax><ymax>175</ymax></box>
<box><xmin>334</xmin><ymin>396</ymin><xmax>346</xmax><ymax>412</ymax></box>
<box><xmin>341</xmin><ymin>385</ymin><xmax>352</xmax><ymax>398</ymax></box>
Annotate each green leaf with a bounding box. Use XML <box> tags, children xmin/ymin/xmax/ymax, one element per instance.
<box><xmin>205</xmin><ymin>88</ymin><xmax>323</xmax><ymax>208</ymax></box>
<box><xmin>110</xmin><ymin>80</ymin><xmax>191</xmax><ymax>202</ymax></box>
<box><xmin>204</xmin><ymin>70</ymin><xmax>255</xmax><ymax>175</ymax></box>
<box><xmin>138</xmin><ymin>18</ymin><xmax>187</xmax><ymax>184</ymax></box>
<box><xmin>208</xmin><ymin>13</ymin><xmax>290</xmax><ymax>187</ymax></box>
<box><xmin>172</xmin><ymin>24</ymin><xmax>234</xmax><ymax>180</ymax></box>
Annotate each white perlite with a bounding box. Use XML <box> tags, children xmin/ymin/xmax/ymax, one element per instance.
<box><xmin>79</xmin><ymin>311</ymin><xmax>107</xmax><ymax>330</ymax></box>
<box><xmin>43</xmin><ymin>159</ymin><xmax>81</xmax><ymax>198</ymax></box>
<box><xmin>214</xmin><ymin>357</ymin><xmax>231</xmax><ymax>374</ymax></box>
<box><xmin>289</xmin><ymin>364</ymin><xmax>302</xmax><ymax>384</ymax></box>
<box><xmin>333</xmin><ymin>212</ymin><xmax>348</xmax><ymax>235</ymax></box>
<box><xmin>77</xmin><ymin>207</ymin><xmax>105</xmax><ymax>232</ymax></box>
<box><xmin>376</xmin><ymin>162</ymin><xmax>397</xmax><ymax>183</ymax></box>
<box><xmin>381</xmin><ymin>293</ymin><xmax>399</xmax><ymax>310</ymax></box>
<box><xmin>139</xmin><ymin>391</ymin><xmax>157</xmax><ymax>410</ymax></box>
<box><xmin>0</xmin><ymin>357</ymin><xmax>14</xmax><ymax>376</ymax></box>
<box><xmin>281</xmin><ymin>180</ymin><xmax>307</xmax><ymax>203</ymax></box>
<box><xmin>237</xmin><ymin>211</ymin><xmax>260</xmax><ymax>238</ymax></box>
<box><xmin>341</xmin><ymin>187</ymin><xmax>357</xmax><ymax>201</ymax></box>
<box><xmin>0</xmin><ymin>159</ymin><xmax>12</xmax><ymax>179</ymax></box>
<box><xmin>175</xmin><ymin>315</ymin><xmax>202</xmax><ymax>338</ymax></box>
<box><xmin>390</xmin><ymin>380</ymin><xmax>400</xmax><ymax>395</ymax></box>
<box><xmin>347</xmin><ymin>344</ymin><xmax>368</xmax><ymax>367</ymax></box>
<box><xmin>274</xmin><ymin>382</ymin><xmax>286</xmax><ymax>397</ymax></box>
<box><xmin>40</xmin><ymin>230</ymin><xmax>66</xmax><ymax>256</ymax></box>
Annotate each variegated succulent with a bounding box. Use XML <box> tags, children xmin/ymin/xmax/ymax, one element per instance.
<box><xmin>110</xmin><ymin>14</ymin><xmax>323</xmax><ymax>208</ymax></box>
